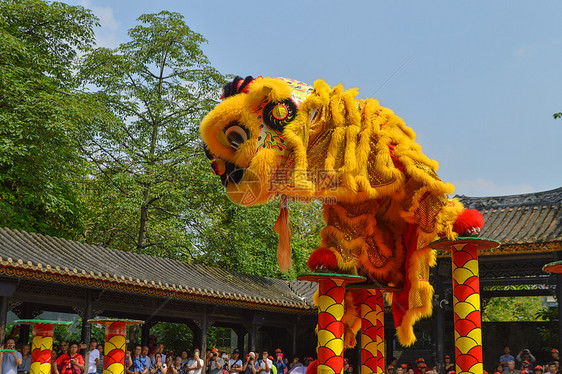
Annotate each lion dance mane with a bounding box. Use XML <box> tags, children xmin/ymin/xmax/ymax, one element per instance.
<box><xmin>200</xmin><ymin>76</ymin><xmax>484</xmax><ymax>347</ymax></box>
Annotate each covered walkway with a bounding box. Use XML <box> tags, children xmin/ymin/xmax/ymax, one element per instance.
<box><xmin>0</xmin><ymin>227</ymin><xmax>318</xmax><ymax>356</ymax></box>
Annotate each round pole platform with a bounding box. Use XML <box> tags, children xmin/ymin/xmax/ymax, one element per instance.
<box><xmin>15</xmin><ymin>319</ymin><xmax>73</xmax><ymax>374</ymax></box>
<box><xmin>298</xmin><ymin>273</ymin><xmax>365</xmax><ymax>374</ymax></box>
<box><xmin>89</xmin><ymin>319</ymin><xmax>144</xmax><ymax>374</ymax></box>
<box><xmin>430</xmin><ymin>237</ymin><xmax>499</xmax><ymax>374</ymax></box>
<box><xmin>543</xmin><ymin>261</ymin><xmax>562</xmax><ymax>274</ymax></box>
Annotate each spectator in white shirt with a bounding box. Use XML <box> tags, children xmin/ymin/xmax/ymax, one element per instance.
<box><xmin>185</xmin><ymin>349</ymin><xmax>204</xmax><ymax>374</ymax></box>
<box><xmin>257</xmin><ymin>351</ymin><xmax>272</xmax><ymax>374</ymax></box>
<box><xmin>87</xmin><ymin>339</ymin><xmax>100</xmax><ymax>374</ymax></box>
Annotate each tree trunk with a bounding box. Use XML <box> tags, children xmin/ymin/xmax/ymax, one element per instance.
<box><xmin>137</xmin><ymin>188</ymin><xmax>150</xmax><ymax>250</ymax></box>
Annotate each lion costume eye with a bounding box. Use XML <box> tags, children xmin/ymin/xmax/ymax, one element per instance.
<box><xmin>224</xmin><ymin>123</ymin><xmax>250</xmax><ymax>151</ymax></box>
<box><xmin>263</xmin><ymin>99</ymin><xmax>297</xmax><ymax>132</ymax></box>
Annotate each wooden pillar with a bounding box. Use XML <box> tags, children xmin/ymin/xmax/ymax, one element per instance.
<box><xmin>18</xmin><ymin>303</ymin><xmax>33</xmax><ymax>345</ymax></box>
<box><xmin>292</xmin><ymin>320</ymin><xmax>297</xmax><ymax>357</ymax></box>
<box><xmin>248</xmin><ymin>323</ymin><xmax>257</xmax><ymax>353</ymax></box>
<box><xmin>201</xmin><ymin>310</ymin><xmax>208</xmax><ymax>354</ymax></box>
<box><xmin>557</xmin><ymin>251</ymin><xmax>562</xmax><ymax>352</ymax></box>
<box><xmin>0</xmin><ymin>296</ymin><xmax>8</xmax><ymax>345</ymax></box>
<box><xmin>434</xmin><ymin>260</ymin><xmax>445</xmax><ymax>374</ymax></box>
<box><xmin>189</xmin><ymin>320</ymin><xmax>202</xmax><ymax>351</ymax></box>
<box><xmin>0</xmin><ymin>279</ymin><xmax>16</xmax><ymax>344</ymax></box>
<box><xmin>235</xmin><ymin>328</ymin><xmax>245</xmax><ymax>355</ymax></box>
<box><xmin>141</xmin><ymin>321</ymin><xmax>154</xmax><ymax>346</ymax></box>
<box><xmin>557</xmin><ymin>272</ymin><xmax>562</xmax><ymax>352</ymax></box>
<box><xmin>81</xmin><ymin>290</ymin><xmax>93</xmax><ymax>345</ymax></box>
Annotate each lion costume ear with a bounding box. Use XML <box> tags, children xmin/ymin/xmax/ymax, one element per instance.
<box><xmin>245</xmin><ymin>77</ymin><xmax>293</xmax><ymax>107</ymax></box>
<box><xmin>221</xmin><ymin>76</ymin><xmax>255</xmax><ymax>99</ymax></box>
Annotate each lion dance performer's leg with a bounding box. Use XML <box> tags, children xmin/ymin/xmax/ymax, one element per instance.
<box><xmin>360</xmin><ymin>289</ymin><xmax>385</xmax><ymax>374</ymax></box>
<box><xmin>30</xmin><ymin>323</ymin><xmax>55</xmax><ymax>374</ymax></box>
<box><xmin>308</xmin><ymin>200</ymin><xmax>405</xmax><ymax>349</ymax></box>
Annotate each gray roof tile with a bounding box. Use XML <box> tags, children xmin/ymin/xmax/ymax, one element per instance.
<box><xmin>0</xmin><ymin>227</ymin><xmax>315</xmax><ymax>310</ymax></box>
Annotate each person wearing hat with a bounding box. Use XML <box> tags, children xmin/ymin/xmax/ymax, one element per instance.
<box><xmin>206</xmin><ymin>348</ymin><xmax>224</xmax><ymax>374</ymax></box>
<box><xmin>273</xmin><ymin>349</ymin><xmax>287</xmax><ymax>374</ymax></box>
<box><xmin>242</xmin><ymin>353</ymin><xmax>257</xmax><ymax>374</ymax></box>
<box><xmin>415</xmin><ymin>360</ymin><xmax>425</xmax><ymax>374</ymax></box>
<box><xmin>228</xmin><ymin>349</ymin><xmax>243</xmax><ymax>374</ymax></box>
<box><xmin>551</xmin><ymin>350</ymin><xmax>559</xmax><ymax>368</ymax></box>
<box><xmin>444</xmin><ymin>355</ymin><xmax>454</xmax><ymax>374</ymax></box>
<box><xmin>388</xmin><ymin>365</ymin><xmax>395</xmax><ymax>374</ymax></box>
<box><xmin>534</xmin><ymin>365</ymin><xmax>543</xmax><ymax>374</ymax></box>
<box><xmin>521</xmin><ymin>359</ymin><xmax>534</xmax><ymax>373</ymax></box>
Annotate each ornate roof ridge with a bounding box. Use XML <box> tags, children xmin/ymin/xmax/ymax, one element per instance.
<box><xmin>0</xmin><ymin>227</ymin><xmax>315</xmax><ymax>310</ymax></box>
<box><xmin>456</xmin><ymin>186</ymin><xmax>562</xmax><ymax>210</ymax></box>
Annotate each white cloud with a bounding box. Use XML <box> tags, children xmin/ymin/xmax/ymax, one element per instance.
<box><xmin>514</xmin><ymin>45</ymin><xmax>536</xmax><ymax>58</ymax></box>
<box><xmin>452</xmin><ymin>178</ymin><xmax>536</xmax><ymax>197</ymax></box>
<box><xmin>80</xmin><ymin>0</ymin><xmax>121</xmax><ymax>48</ymax></box>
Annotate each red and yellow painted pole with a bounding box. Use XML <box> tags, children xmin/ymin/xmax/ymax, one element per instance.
<box><xmin>431</xmin><ymin>238</ymin><xmax>499</xmax><ymax>374</ymax></box>
<box><xmin>347</xmin><ymin>284</ymin><xmax>401</xmax><ymax>374</ymax></box>
<box><xmin>298</xmin><ymin>273</ymin><xmax>365</xmax><ymax>374</ymax></box>
<box><xmin>89</xmin><ymin>319</ymin><xmax>143</xmax><ymax>374</ymax></box>
<box><xmin>359</xmin><ymin>289</ymin><xmax>384</xmax><ymax>374</ymax></box>
<box><xmin>15</xmin><ymin>319</ymin><xmax>73</xmax><ymax>374</ymax></box>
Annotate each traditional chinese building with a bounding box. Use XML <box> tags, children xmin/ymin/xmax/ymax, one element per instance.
<box><xmin>0</xmin><ymin>227</ymin><xmax>318</xmax><ymax>356</ymax></box>
<box><xmin>0</xmin><ymin>187</ymin><xmax>560</xmax><ymax>371</ymax></box>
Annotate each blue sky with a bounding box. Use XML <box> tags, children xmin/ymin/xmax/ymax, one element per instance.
<box><xmin>63</xmin><ymin>0</ymin><xmax>562</xmax><ymax>197</ymax></box>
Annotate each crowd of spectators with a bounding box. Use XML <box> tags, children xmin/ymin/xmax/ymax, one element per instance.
<box><xmin>495</xmin><ymin>346</ymin><xmax>560</xmax><ymax>374</ymax></box>
<box><xmin>2</xmin><ymin>336</ymin><xmax>561</xmax><ymax>374</ymax></box>
<box><xmin>382</xmin><ymin>347</ymin><xmax>561</xmax><ymax>374</ymax></box>
<box><xmin>1</xmin><ymin>336</ymin><xmax>320</xmax><ymax>374</ymax></box>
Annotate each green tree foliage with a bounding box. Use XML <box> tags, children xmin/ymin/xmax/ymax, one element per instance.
<box><xmin>482</xmin><ymin>296</ymin><xmax>548</xmax><ymax>322</ymax></box>
<box><xmin>0</xmin><ymin>1</ymin><xmax>323</xmax><ymax>278</ymax></box>
<box><xmin>78</xmin><ymin>11</ymin><xmax>224</xmax><ymax>257</ymax></box>
<box><xmin>0</xmin><ymin>0</ymin><xmax>98</xmax><ymax>237</ymax></box>
<box><xmin>77</xmin><ymin>10</ymin><xmax>323</xmax><ymax>277</ymax></box>
<box><xmin>535</xmin><ymin>306</ymin><xmax>559</xmax><ymax>349</ymax></box>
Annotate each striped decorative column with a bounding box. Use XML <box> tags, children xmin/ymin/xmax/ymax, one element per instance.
<box><xmin>431</xmin><ymin>238</ymin><xmax>499</xmax><ymax>374</ymax></box>
<box><xmin>360</xmin><ymin>289</ymin><xmax>384</xmax><ymax>374</ymax></box>
<box><xmin>298</xmin><ymin>273</ymin><xmax>366</xmax><ymax>374</ymax></box>
<box><xmin>15</xmin><ymin>319</ymin><xmax>73</xmax><ymax>374</ymax></box>
<box><xmin>347</xmin><ymin>284</ymin><xmax>400</xmax><ymax>374</ymax></box>
<box><xmin>89</xmin><ymin>319</ymin><xmax>143</xmax><ymax>374</ymax></box>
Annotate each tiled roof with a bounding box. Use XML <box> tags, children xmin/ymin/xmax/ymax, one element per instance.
<box><xmin>458</xmin><ymin>187</ymin><xmax>562</xmax><ymax>245</ymax></box>
<box><xmin>0</xmin><ymin>227</ymin><xmax>316</xmax><ymax>311</ymax></box>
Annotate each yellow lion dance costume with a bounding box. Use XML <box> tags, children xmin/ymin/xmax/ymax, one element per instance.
<box><xmin>200</xmin><ymin>76</ymin><xmax>483</xmax><ymax>347</ymax></box>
